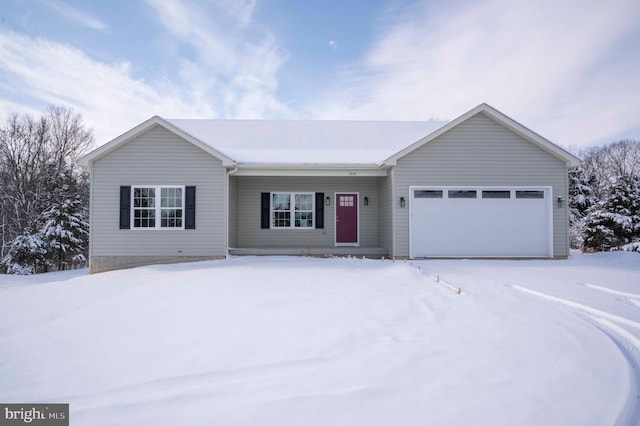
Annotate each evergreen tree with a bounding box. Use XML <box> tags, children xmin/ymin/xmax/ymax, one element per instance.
<box><xmin>582</xmin><ymin>175</ymin><xmax>639</xmax><ymax>251</ymax></box>
<box><xmin>568</xmin><ymin>167</ymin><xmax>596</xmax><ymax>249</ymax></box>
<box><xmin>0</xmin><ymin>105</ymin><xmax>93</xmax><ymax>273</ymax></box>
<box><xmin>40</xmin><ymin>186</ymin><xmax>89</xmax><ymax>271</ymax></box>
<box><xmin>2</xmin><ymin>228</ymin><xmax>48</xmax><ymax>274</ymax></box>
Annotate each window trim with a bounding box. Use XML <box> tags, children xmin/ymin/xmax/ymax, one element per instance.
<box><xmin>131</xmin><ymin>185</ymin><xmax>186</xmax><ymax>230</ymax></box>
<box><xmin>270</xmin><ymin>191</ymin><xmax>315</xmax><ymax>230</ymax></box>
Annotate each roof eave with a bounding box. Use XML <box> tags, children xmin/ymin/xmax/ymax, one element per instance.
<box><xmin>234</xmin><ymin>162</ymin><xmax>387</xmax><ymax>177</ymax></box>
<box><xmin>237</xmin><ymin>162</ymin><xmax>382</xmax><ymax>169</ymax></box>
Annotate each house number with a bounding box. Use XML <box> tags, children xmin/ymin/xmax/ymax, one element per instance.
<box><xmin>348</xmin><ymin>171</ymin><xmax>357</xmax><ymax>176</ymax></box>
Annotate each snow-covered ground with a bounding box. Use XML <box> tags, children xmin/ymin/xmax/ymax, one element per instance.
<box><xmin>1</xmin><ymin>252</ymin><xmax>639</xmax><ymax>425</ymax></box>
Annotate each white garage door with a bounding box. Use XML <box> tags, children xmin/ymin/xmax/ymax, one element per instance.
<box><xmin>409</xmin><ymin>186</ymin><xmax>553</xmax><ymax>258</ymax></box>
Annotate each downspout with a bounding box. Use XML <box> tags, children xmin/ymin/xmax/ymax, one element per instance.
<box><xmin>225</xmin><ymin>163</ymin><xmax>239</xmax><ymax>257</ymax></box>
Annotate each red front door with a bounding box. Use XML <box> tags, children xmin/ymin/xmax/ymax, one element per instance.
<box><xmin>336</xmin><ymin>193</ymin><xmax>358</xmax><ymax>244</ymax></box>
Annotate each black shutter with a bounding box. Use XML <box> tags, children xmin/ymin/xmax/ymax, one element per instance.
<box><xmin>120</xmin><ymin>186</ymin><xmax>131</xmax><ymax>229</ymax></box>
<box><xmin>185</xmin><ymin>186</ymin><xmax>196</xmax><ymax>229</ymax></box>
<box><xmin>315</xmin><ymin>192</ymin><xmax>324</xmax><ymax>229</ymax></box>
<box><xmin>261</xmin><ymin>192</ymin><xmax>270</xmax><ymax>229</ymax></box>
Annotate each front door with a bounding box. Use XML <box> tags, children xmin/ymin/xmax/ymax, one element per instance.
<box><xmin>335</xmin><ymin>193</ymin><xmax>359</xmax><ymax>245</ymax></box>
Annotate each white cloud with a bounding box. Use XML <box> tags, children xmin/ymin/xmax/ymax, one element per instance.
<box><xmin>145</xmin><ymin>0</ymin><xmax>291</xmax><ymax>118</ymax></box>
<box><xmin>307</xmin><ymin>0</ymin><xmax>640</xmax><ymax>147</ymax></box>
<box><xmin>216</xmin><ymin>0</ymin><xmax>257</xmax><ymax>28</ymax></box>
<box><xmin>329</xmin><ymin>40</ymin><xmax>337</xmax><ymax>50</ymax></box>
<box><xmin>0</xmin><ymin>0</ymin><xmax>291</xmax><ymax>145</ymax></box>
<box><xmin>47</xmin><ymin>1</ymin><xmax>108</xmax><ymax>32</ymax></box>
<box><xmin>0</xmin><ymin>31</ymin><xmax>211</xmax><ymax>144</ymax></box>
<box><xmin>2</xmin><ymin>0</ymin><xmax>637</xmax><ymax>151</ymax></box>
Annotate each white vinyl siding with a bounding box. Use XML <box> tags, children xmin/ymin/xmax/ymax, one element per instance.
<box><xmin>228</xmin><ymin>175</ymin><xmax>239</xmax><ymax>247</ymax></box>
<box><xmin>392</xmin><ymin>112</ymin><xmax>569</xmax><ymax>258</ymax></box>
<box><xmin>377</xmin><ymin>171</ymin><xmax>394</xmax><ymax>255</ymax></box>
<box><xmin>90</xmin><ymin>125</ymin><xmax>227</xmax><ymax>257</ymax></box>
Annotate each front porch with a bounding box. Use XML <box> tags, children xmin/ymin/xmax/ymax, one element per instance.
<box><xmin>229</xmin><ymin>175</ymin><xmax>387</xmax><ymax>253</ymax></box>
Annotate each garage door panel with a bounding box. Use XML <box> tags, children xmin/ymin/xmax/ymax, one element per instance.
<box><xmin>410</xmin><ymin>187</ymin><xmax>551</xmax><ymax>258</ymax></box>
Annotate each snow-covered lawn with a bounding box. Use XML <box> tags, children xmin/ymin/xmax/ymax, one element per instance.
<box><xmin>1</xmin><ymin>252</ymin><xmax>639</xmax><ymax>425</ymax></box>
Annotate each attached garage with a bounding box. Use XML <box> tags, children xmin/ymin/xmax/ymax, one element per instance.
<box><xmin>409</xmin><ymin>186</ymin><xmax>553</xmax><ymax>258</ymax></box>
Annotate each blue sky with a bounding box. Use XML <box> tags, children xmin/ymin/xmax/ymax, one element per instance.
<box><xmin>0</xmin><ymin>0</ymin><xmax>639</xmax><ymax>150</ymax></box>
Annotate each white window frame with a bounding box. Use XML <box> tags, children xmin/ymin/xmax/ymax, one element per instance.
<box><xmin>270</xmin><ymin>192</ymin><xmax>315</xmax><ymax>230</ymax></box>
<box><xmin>131</xmin><ymin>185</ymin><xmax>185</xmax><ymax>230</ymax></box>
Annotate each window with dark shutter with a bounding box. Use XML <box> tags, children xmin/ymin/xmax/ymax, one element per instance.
<box><xmin>120</xmin><ymin>186</ymin><xmax>131</xmax><ymax>229</ymax></box>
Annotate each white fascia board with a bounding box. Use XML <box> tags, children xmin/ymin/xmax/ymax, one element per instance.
<box><xmin>234</xmin><ymin>163</ymin><xmax>387</xmax><ymax>177</ymax></box>
<box><xmin>384</xmin><ymin>103</ymin><xmax>582</xmax><ymax>168</ymax></box>
<box><xmin>78</xmin><ymin>116</ymin><xmax>237</xmax><ymax>168</ymax></box>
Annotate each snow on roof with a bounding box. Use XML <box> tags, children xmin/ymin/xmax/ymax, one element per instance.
<box><xmin>166</xmin><ymin>119</ymin><xmax>447</xmax><ymax>164</ymax></box>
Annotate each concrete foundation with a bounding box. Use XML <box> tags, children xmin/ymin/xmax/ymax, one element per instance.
<box><xmin>89</xmin><ymin>255</ymin><xmax>224</xmax><ymax>274</ymax></box>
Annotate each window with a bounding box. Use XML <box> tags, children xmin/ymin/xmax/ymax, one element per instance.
<box><xmin>482</xmin><ymin>190</ymin><xmax>511</xmax><ymax>199</ymax></box>
<box><xmin>272</xmin><ymin>193</ymin><xmax>290</xmax><ymax>228</ymax></box>
<box><xmin>160</xmin><ymin>187</ymin><xmax>183</xmax><ymax>228</ymax></box>
<box><xmin>339</xmin><ymin>195</ymin><xmax>355</xmax><ymax>207</ymax></box>
<box><xmin>272</xmin><ymin>192</ymin><xmax>314</xmax><ymax>229</ymax></box>
<box><xmin>132</xmin><ymin>186</ymin><xmax>184</xmax><ymax>229</ymax></box>
<box><xmin>414</xmin><ymin>190</ymin><xmax>443</xmax><ymax>199</ymax></box>
<box><xmin>133</xmin><ymin>187</ymin><xmax>156</xmax><ymax>228</ymax></box>
<box><xmin>295</xmin><ymin>193</ymin><xmax>314</xmax><ymax>228</ymax></box>
<box><xmin>516</xmin><ymin>190</ymin><xmax>544</xmax><ymax>199</ymax></box>
<box><xmin>448</xmin><ymin>190</ymin><xmax>477</xmax><ymax>199</ymax></box>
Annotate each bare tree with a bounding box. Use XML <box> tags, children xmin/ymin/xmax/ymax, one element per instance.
<box><xmin>0</xmin><ymin>105</ymin><xmax>94</xmax><ymax>272</ymax></box>
<box><xmin>0</xmin><ymin>114</ymin><xmax>49</xmax><ymax>240</ymax></box>
<box><xmin>45</xmin><ymin>105</ymin><xmax>94</xmax><ymax>174</ymax></box>
<box><xmin>579</xmin><ymin>140</ymin><xmax>640</xmax><ymax>198</ymax></box>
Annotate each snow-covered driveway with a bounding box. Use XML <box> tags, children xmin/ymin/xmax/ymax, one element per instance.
<box><xmin>0</xmin><ymin>252</ymin><xmax>638</xmax><ymax>425</ymax></box>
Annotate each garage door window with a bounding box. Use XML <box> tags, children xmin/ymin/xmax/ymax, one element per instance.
<box><xmin>414</xmin><ymin>190</ymin><xmax>443</xmax><ymax>199</ymax></box>
<box><xmin>448</xmin><ymin>190</ymin><xmax>477</xmax><ymax>199</ymax></box>
<box><xmin>516</xmin><ymin>190</ymin><xmax>544</xmax><ymax>199</ymax></box>
<box><xmin>482</xmin><ymin>190</ymin><xmax>511</xmax><ymax>199</ymax></box>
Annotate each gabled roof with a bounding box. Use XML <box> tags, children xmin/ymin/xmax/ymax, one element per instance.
<box><xmin>79</xmin><ymin>104</ymin><xmax>580</xmax><ymax>169</ymax></box>
<box><xmin>384</xmin><ymin>103</ymin><xmax>581</xmax><ymax>167</ymax></box>
<box><xmin>78</xmin><ymin>116</ymin><xmax>236</xmax><ymax>167</ymax></box>
<box><xmin>166</xmin><ymin>119</ymin><xmax>446</xmax><ymax>165</ymax></box>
